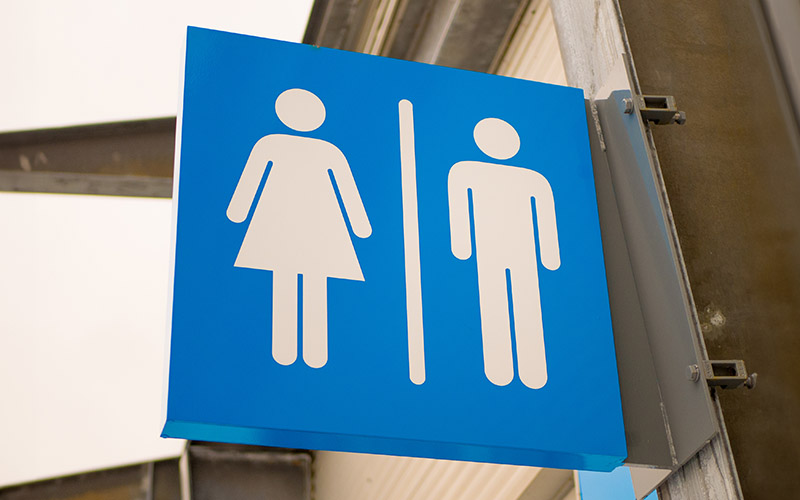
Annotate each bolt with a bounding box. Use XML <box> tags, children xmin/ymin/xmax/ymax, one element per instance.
<box><xmin>623</xmin><ymin>98</ymin><xmax>634</xmax><ymax>114</ymax></box>
<box><xmin>687</xmin><ymin>364</ymin><xmax>700</xmax><ymax>382</ymax></box>
<box><xmin>744</xmin><ymin>372</ymin><xmax>757</xmax><ymax>390</ymax></box>
<box><xmin>673</xmin><ymin>111</ymin><xmax>687</xmax><ymax>125</ymax></box>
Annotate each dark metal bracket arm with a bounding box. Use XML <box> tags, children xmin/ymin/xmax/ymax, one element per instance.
<box><xmin>687</xmin><ymin>360</ymin><xmax>757</xmax><ymax>390</ymax></box>
<box><xmin>623</xmin><ymin>95</ymin><xmax>687</xmax><ymax>125</ymax></box>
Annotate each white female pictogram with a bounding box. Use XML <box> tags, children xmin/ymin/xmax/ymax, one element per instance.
<box><xmin>227</xmin><ymin>88</ymin><xmax>372</xmax><ymax>369</ymax></box>
<box><xmin>448</xmin><ymin>117</ymin><xmax>560</xmax><ymax>389</ymax></box>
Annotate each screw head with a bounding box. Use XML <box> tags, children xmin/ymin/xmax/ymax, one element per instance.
<box><xmin>623</xmin><ymin>98</ymin><xmax>634</xmax><ymax>114</ymax></box>
<box><xmin>687</xmin><ymin>364</ymin><xmax>700</xmax><ymax>382</ymax></box>
<box><xmin>744</xmin><ymin>373</ymin><xmax>758</xmax><ymax>389</ymax></box>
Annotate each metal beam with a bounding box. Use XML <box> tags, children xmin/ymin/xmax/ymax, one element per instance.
<box><xmin>302</xmin><ymin>0</ymin><xmax>377</xmax><ymax>51</ymax></box>
<box><xmin>187</xmin><ymin>442</ymin><xmax>311</xmax><ymax>500</ymax></box>
<box><xmin>407</xmin><ymin>0</ymin><xmax>524</xmax><ymax>71</ymax></box>
<box><xmin>0</xmin><ymin>118</ymin><xmax>175</xmax><ymax>198</ymax></box>
<box><xmin>304</xmin><ymin>0</ymin><xmax>526</xmax><ymax>73</ymax></box>
<box><xmin>0</xmin><ymin>445</ymin><xmax>311</xmax><ymax>500</ymax></box>
<box><xmin>0</xmin><ymin>462</ymin><xmax>164</xmax><ymax>500</ymax></box>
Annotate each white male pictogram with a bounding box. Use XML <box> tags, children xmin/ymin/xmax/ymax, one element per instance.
<box><xmin>448</xmin><ymin>118</ymin><xmax>560</xmax><ymax>389</ymax></box>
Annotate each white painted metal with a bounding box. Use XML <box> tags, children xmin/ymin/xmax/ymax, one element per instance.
<box><xmin>656</xmin><ymin>435</ymin><xmax>742</xmax><ymax>500</ymax></box>
<box><xmin>496</xmin><ymin>0</ymin><xmax>567</xmax><ymax>86</ymax></box>
<box><xmin>179</xmin><ymin>443</ymin><xmax>192</xmax><ymax>500</ymax></box>
<box><xmin>314</xmin><ymin>451</ymin><xmax>577</xmax><ymax>500</ymax></box>
<box><xmin>0</xmin><ymin>192</ymin><xmax>185</xmax><ymax>488</ymax></box>
<box><xmin>548</xmin><ymin>0</ymin><xmax>626</xmax><ymax>99</ymax></box>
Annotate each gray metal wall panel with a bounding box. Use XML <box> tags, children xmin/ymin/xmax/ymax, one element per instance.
<box><xmin>617</xmin><ymin>1</ymin><xmax>800</xmax><ymax>497</ymax></box>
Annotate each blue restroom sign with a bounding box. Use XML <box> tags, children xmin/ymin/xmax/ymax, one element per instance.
<box><xmin>163</xmin><ymin>27</ymin><xmax>626</xmax><ymax>471</ymax></box>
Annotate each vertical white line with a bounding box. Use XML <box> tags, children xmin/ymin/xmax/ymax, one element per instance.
<box><xmin>178</xmin><ymin>442</ymin><xmax>192</xmax><ymax>500</ymax></box>
<box><xmin>398</xmin><ymin>99</ymin><xmax>425</xmax><ymax>385</ymax></box>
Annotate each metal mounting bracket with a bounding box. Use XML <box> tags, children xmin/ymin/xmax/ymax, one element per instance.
<box><xmin>623</xmin><ymin>95</ymin><xmax>687</xmax><ymax>125</ymax></box>
<box><xmin>687</xmin><ymin>360</ymin><xmax>757</xmax><ymax>389</ymax></box>
<box><xmin>589</xmin><ymin>84</ymin><xmax>718</xmax><ymax>470</ymax></box>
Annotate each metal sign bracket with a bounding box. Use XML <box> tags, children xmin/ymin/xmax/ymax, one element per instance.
<box><xmin>623</xmin><ymin>95</ymin><xmax>687</xmax><ymax>125</ymax></box>
<box><xmin>687</xmin><ymin>360</ymin><xmax>758</xmax><ymax>390</ymax></box>
<box><xmin>585</xmin><ymin>81</ymin><xmax>718</xmax><ymax>471</ymax></box>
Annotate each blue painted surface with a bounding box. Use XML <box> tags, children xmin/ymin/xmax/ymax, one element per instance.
<box><xmin>579</xmin><ymin>468</ymin><xmax>659</xmax><ymax>500</ymax></box>
<box><xmin>163</xmin><ymin>27</ymin><xmax>626</xmax><ymax>471</ymax></box>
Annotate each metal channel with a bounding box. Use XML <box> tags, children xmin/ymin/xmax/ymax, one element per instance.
<box><xmin>584</xmin><ymin>100</ymin><xmax>673</xmax><ymax>469</ymax></box>
<box><xmin>0</xmin><ymin>118</ymin><xmax>175</xmax><ymax>198</ymax></box>
<box><xmin>593</xmin><ymin>89</ymin><xmax>718</xmax><ymax>468</ymax></box>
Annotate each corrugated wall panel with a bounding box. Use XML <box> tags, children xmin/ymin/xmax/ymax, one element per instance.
<box><xmin>497</xmin><ymin>0</ymin><xmax>568</xmax><ymax>85</ymax></box>
<box><xmin>314</xmin><ymin>452</ymin><xmax>545</xmax><ymax>500</ymax></box>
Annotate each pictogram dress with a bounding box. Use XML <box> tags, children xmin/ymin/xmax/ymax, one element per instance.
<box><xmin>229</xmin><ymin>134</ymin><xmax>368</xmax><ymax>281</ymax></box>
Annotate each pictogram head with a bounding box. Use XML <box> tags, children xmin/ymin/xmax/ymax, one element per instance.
<box><xmin>473</xmin><ymin>117</ymin><xmax>520</xmax><ymax>160</ymax></box>
<box><xmin>275</xmin><ymin>88</ymin><xmax>326</xmax><ymax>132</ymax></box>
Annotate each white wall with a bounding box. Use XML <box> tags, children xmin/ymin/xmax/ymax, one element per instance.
<box><xmin>0</xmin><ymin>193</ymin><xmax>182</xmax><ymax>487</ymax></box>
<box><xmin>0</xmin><ymin>0</ymin><xmax>313</xmax><ymax>132</ymax></box>
<box><xmin>0</xmin><ymin>0</ymin><xmax>312</xmax><ymax>487</ymax></box>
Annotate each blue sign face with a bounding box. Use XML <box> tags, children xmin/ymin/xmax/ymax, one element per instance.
<box><xmin>163</xmin><ymin>27</ymin><xmax>626</xmax><ymax>471</ymax></box>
